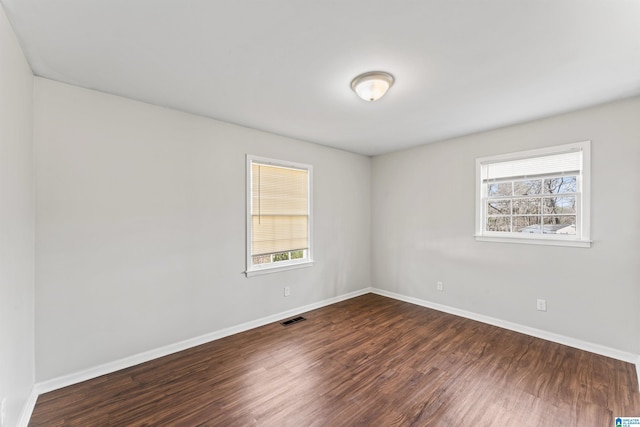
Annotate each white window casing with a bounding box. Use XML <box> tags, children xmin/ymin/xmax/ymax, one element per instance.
<box><xmin>246</xmin><ymin>155</ymin><xmax>314</xmax><ymax>276</ymax></box>
<box><xmin>475</xmin><ymin>141</ymin><xmax>591</xmax><ymax>248</ymax></box>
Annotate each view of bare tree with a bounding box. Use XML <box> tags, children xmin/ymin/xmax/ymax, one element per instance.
<box><xmin>485</xmin><ymin>176</ymin><xmax>577</xmax><ymax>234</ymax></box>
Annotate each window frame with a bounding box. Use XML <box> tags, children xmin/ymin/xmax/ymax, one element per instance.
<box><xmin>245</xmin><ymin>155</ymin><xmax>314</xmax><ymax>277</ymax></box>
<box><xmin>475</xmin><ymin>141</ymin><xmax>591</xmax><ymax>248</ymax></box>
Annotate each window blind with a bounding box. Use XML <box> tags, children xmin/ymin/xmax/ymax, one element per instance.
<box><xmin>482</xmin><ymin>149</ymin><xmax>582</xmax><ymax>182</ymax></box>
<box><xmin>251</xmin><ymin>163</ymin><xmax>309</xmax><ymax>256</ymax></box>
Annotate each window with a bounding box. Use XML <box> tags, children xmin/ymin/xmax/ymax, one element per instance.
<box><xmin>475</xmin><ymin>141</ymin><xmax>591</xmax><ymax>247</ymax></box>
<box><xmin>246</xmin><ymin>155</ymin><xmax>313</xmax><ymax>276</ymax></box>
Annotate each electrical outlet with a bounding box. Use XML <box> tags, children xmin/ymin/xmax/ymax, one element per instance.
<box><xmin>284</xmin><ymin>286</ymin><xmax>290</xmax><ymax>297</ymax></box>
<box><xmin>536</xmin><ymin>299</ymin><xmax>547</xmax><ymax>312</ymax></box>
<box><xmin>437</xmin><ymin>281</ymin><xmax>443</xmax><ymax>291</ymax></box>
<box><xmin>1</xmin><ymin>396</ymin><xmax>6</xmax><ymax>427</ymax></box>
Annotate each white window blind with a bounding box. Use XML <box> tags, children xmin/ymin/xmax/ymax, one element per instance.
<box><xmin>482</xmin><ymin>150</ymin><xmax>582</xmax><ymax>182</ymax></box>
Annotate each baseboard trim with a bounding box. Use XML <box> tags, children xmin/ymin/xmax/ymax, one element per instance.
<box><xmin>17</xmin><ymin>386</ymin><xmax>38</xmax><ymax>427</ymax></box>
<box><xmin>26</xmin><ymin>286</ymin><xmax>640</xmax><ymax>421</ymax></box>
<box><xmin>35</xmin><ymin>287</ymin><xmax>372</xmax><ymax>395</ymax></box>
<box><xmin>371</xmin><ymin>288</ymin><xmax>638</xmax><ymax>364</ymax></box>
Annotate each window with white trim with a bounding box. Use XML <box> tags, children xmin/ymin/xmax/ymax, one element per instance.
<box><xmin>246</xmin><ymin>155</ymin><xmax>313</xmax><ymax>276</ymax></box>
<box><xmin>475</xmin><ymin>141</ymin><xmax>591</xmax><ymax>248</ymax></box>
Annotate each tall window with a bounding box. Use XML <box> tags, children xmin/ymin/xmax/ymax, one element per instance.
<box><xmin>246</xmin><ymin>156</ymin><xmax>313</xmax><ymax>276</ymax></box>
<box><xmin>475</xmin><ymin>141</ymin><xmax>591</xmax><ymax>247</ymax></box>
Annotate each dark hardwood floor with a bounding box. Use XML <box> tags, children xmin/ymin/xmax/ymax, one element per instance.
<box><xmin>30</xmin><ymin>293</ymin><xmax>639</xmax><ymax>426</ymax></box>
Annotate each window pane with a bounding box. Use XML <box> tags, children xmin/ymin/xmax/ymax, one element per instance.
<box><xmin>487</xmin><ymin>200</ymin><xmax>511</xmax><ymax>215</ymax></box>
<box><xmin>252</xmin><ymin>255</ymin><xmax>271</xmax><ymax>265</ymax></box>
<box><xmin>514</xmin><ymin>179</ymin><xmax>542</xmax><ymax>196</ymax></box>
<box><xmin>486</xmin><ymin>216</ymin><xmax>511</xmax><ymax>232</ymax></box>
<box><xmin>544</xmin><ymin>176</ymin><xmax>577</xmax><ymax>194</ymax></box>
<box><xmin>272</xmin><ymin>252</ymin><xmax>290</xmax><ymax>262</ymax></box>
<box><xmin>514</xmin><ymin>216</ymin><xmax>542</xmax><ymax>233</ymax></box>
<box><xmin>543</xmin><ymin>196</ymin><xmax>576</xmax><ymax>214</ymax></box>
<box><xmin>513</xmin><ymin>198</ymin><xmax>541</xmax><ymax>215</ymax></box>
<box><xmin>543</xmin><ymin>216</ymin><xmax>576</xmax><ymax>234</ymax></box>
<box><xmin>487</xmin><ymin>182</ymin><xmax>512</xmax><ymax>197</ymax></box>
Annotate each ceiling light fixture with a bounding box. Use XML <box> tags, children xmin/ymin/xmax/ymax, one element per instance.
<box><xmin>351</xmin><ymin>71</ymin><xmax>395</xmax><ymax>102</ymax></box>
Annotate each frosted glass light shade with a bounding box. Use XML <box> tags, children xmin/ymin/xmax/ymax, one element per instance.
<box><xmin>351</xmin><ymin>71</ymin><xmax>395</xmax><ymax>101</ymax></box>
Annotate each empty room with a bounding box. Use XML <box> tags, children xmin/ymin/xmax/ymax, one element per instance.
<box><xmin>1</xmin><ymin>1</ymin><xmax>640</xmax><ymax>426</ymax></box>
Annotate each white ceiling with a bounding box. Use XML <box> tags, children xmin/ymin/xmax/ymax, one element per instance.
<box><xmin>2</xmin><ymin>1</ymin><xmax>640</xmax><ymax>156</ymax></box>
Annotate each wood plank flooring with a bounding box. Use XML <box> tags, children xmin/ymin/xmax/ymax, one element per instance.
<box><xmin>29</xmin><ymin>293</ymin><xmax>640</xmax><ymax>426</ymax></box>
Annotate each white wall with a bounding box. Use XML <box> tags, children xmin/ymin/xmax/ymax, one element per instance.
<box><xmin>25</xmin><ymin>45</ymin><xmax>640</xmax><ymax>393</ymax></box>
<box><xmin>0</xmin><ymin>4</ymin><xmax>35</xmax><ymax>426</ymax></box>
<box><xmin>372</xmin><ymin>96</ymin><xmax>640</xmax><ymax>355</ymax></box>
<box><xmin>34</xmin><ymin>78</ymin><xmax>371</xmax><ymax>382</ymax></box>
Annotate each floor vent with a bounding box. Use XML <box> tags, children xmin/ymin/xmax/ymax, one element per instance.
<box><xmin>281</xmin><ymin>316</ymin><xmax>306</xmax><ymax>326</ymax></box>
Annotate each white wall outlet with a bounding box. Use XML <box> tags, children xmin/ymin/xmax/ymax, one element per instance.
<box><xmin>536</xmin><ymin>299</ymin><xmax>547</xmax><ymax>312</ymax></box>
<box><xmin>1</xmin><ymin>396</ymin><xmax>6</xmax><ymax>427</ymax></box>
<box><xmin>284</xmin><ymin>286</ymin><xmax>290</xmax><ymax>297</ymax></box>
<box><xmin>437</xmin><ymin>281</ymin><xmax>443</xmax><ymax>291</ymax></box>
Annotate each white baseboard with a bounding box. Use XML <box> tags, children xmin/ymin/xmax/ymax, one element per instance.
<box><xmin>36</xmin><ymin>287</ymin><xmax>372</xmax><ymax>395</ymax></box>
<box><xmin>17</xmin><ymin>387</ymin><xmax>38</xmax><ymax>427</ymax></box>
<box><xmin>25</xmin><ymin>286</ymin><xmax>640</xmax><ymax>425</ymax></box>
<box><xmin>371</xmin><ymin>287</ymin><xmax>638</xmax><ymax>364</ymax></box>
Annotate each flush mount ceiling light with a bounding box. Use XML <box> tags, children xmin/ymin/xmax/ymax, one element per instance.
<box><xmin>351</xmin><ymin>71</ymin><xmax>395</xmax><ymax>102</ymax></box>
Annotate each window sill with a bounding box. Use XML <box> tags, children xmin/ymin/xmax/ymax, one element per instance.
<box><xmin>474</xmin><ymin>235</ymin><xmax>591</xmax><ymax>248</ymax></box>
<box><xmin>245</xmin><ymin>260</ymin><xmax>315</xmax><ymax>277</ymax></box>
